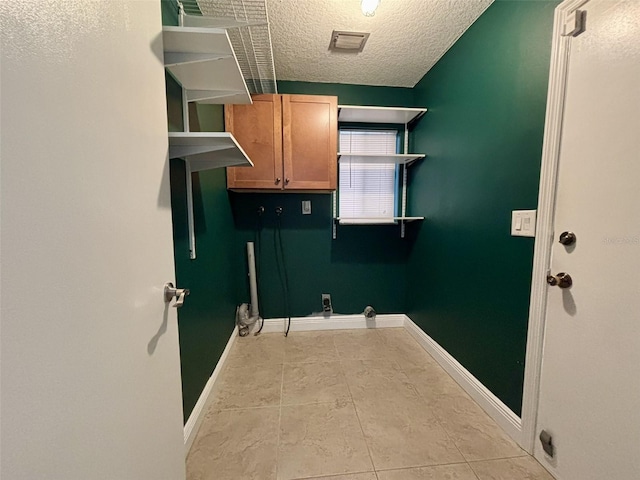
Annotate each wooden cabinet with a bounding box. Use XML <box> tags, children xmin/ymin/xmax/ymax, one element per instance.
<box><xmin>225</xmin><ymin>95</ymin><xmax>282</xmax><ymax>190</ymax></box>
<box><xmin>226</xmin><ymin>94</ymin><xmax>337</xmax><ymax>192</ymax></box>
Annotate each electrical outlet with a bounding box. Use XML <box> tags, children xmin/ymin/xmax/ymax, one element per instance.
<box><xmin>302</xmin><ymin>200</ymin><xmax>311</xmax><ymax>215</ymax></box>
<box><xmin>321</xmin><ymin>294</ymin><xmax>332</xmax><ymax>314</ymax></box>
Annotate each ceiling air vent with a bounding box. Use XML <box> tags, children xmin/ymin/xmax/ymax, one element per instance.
<box><xmin>329</xmin><ymin>30</ymin><xmax>370</xmax><ymax>53</ymax></box>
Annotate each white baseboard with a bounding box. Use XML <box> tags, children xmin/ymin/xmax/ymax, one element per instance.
<box><xmin>259</xmin><ymin>313</ymin><xmax>406</xmax><ymax>333</ymax></box>
<box><xmin>183</xmin><ymin>325</ymin><xmax>238</xmax><ymax>454</ymax></box>
<box><xmin>403</xmin><ymin>315</ymin><xmax>523</xmax><ymax>446</ymax></box>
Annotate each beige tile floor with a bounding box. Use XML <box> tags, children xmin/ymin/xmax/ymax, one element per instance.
<box><xmin>187</xmin><ymin>328</ymin><xmax>553</xmax><ymax>480</ymax></box>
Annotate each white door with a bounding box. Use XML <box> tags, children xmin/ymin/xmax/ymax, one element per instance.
<box><xmin>1</xmin><ymin>2</ymin><xmax>186</xmax><ymax>479</ymax></box>
<box><xmin>535</xmin><ymin>1</ymin><xmax>640</xmax><ymax>479</ymax></box>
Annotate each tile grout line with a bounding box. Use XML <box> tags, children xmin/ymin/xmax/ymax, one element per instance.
<box><xmin>281</xmin><ymin>399</ymin><xmax>349</xmax><ymax>408</ymax></box>
<box><xmin>373</xmin><ymin>459</ymin><xmax>479</xmax><ymax>473</ymax></box>
<box><xmin>392</xmin><ymin>329</ymin><xmax>530</xmax><ymax>466</ymax></box>
<box><xmin>391</xmin><ymin>350</ymin><xmax>527</xmax><ymax>477</ymax></box>
<box><xmin>466</xmin><ymin>460</ymin><xmax>483</xmax><ymax>480</ymax></box>
<box><xmin>215</xmin><ymin>404</ymin><xmax>282</xmax><ymax>412</ymax></box>
<box><xmin>290</xmin><ymin>469</ymin><xmax>377</xmax><ymax>480</ymax></box>
<box><xmin>333</xmin><ymin>333</ymin><xmax>378</xmax><ymax>475</ymax></box>
<box><xmin>323</xmin><ymin>330</ymin><xmax>530</xmax><ymax>479</ymax></box>
<box><xmin>377</xmin><ymin>329</ymin><xmax>474</xmax><ymax>473</ymax></box>
<box><xmin>342</xmin><ymin>329</ymin><xmax>482</xmax><ymax>475</ymax></box>
<box><xmin>274</xmin><ymin>342</ymin><xmax>286</xmax><ymax>480</ymax></box>
<box><xmin>379</xmin><ymin>330</ymin><xmax>512</xmax><ymax>479</ymax></box>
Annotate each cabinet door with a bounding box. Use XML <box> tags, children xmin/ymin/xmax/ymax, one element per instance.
<box><xmin>226</xmin><ymin>94</ymin><xmax>283</xmax><ymax>190</ymax></box>
<box><xmin>282</xmin><ymin>94</ymin><xmax>337</xmax><ymax>191</ymax></box>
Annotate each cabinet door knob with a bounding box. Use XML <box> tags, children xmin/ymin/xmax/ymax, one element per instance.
<box><xmin>285</xmin><ymin>178</ymin><xmax>290</xmax><ymax>185</ymax></box>
<box><xmin>275</xmin><ymin>177</ymin><xmax>281</xmax><ymax>184</ymax></box>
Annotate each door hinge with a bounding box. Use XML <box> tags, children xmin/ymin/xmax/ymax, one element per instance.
<box><xmin>562</xmin><ymin>9</ymin><xmax>587</xmax><ymax>37</ymax></box>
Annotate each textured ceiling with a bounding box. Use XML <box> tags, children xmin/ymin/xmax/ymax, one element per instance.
<box><xmin>267</xmin><ymin>0</ymin><xmax>493</xmax><ymax>87</ymax></box>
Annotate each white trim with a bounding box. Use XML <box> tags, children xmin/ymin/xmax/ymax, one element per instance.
<box><xmin>183</xmin><ymin>326</ymin><xmax>238</xmax><ymax>454</ymax></box>
<box><xmin>403</xmin><ymin>315</ymin><xmax>523</xmax><ymax>446</ymax></box>
<box><xmin>259</xmin><ymin>313</ymin><xmax>406</xmax><ymax>333</ymax></box>
<box><xmin>520</xmin><ymin>0</ymin><xmax>590</xmax><ymax>455</ymax></box>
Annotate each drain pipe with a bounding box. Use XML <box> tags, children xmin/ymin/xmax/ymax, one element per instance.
<box><xmin>247</xmin><ymin>242</ymin><xmax>260</xmax><ymax>319</ymax></box>
<box><xmin>237</xmin><ymin>242</ymin><xmax>262</xmax><ymax>337</ymax></box>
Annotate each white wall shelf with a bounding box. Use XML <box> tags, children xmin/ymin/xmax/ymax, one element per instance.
<box><xmin>168</xmin><ymin>132</ymin><xmax>253</xmax><ymax>260</ymax></box>
<box><xmin>168</xmin><ymin>132</ymin><xmax>253</xmax><ymax>171</ymax></box>
<box><xmin>162</xmin><ymin>26</ymin><xmax>251</xmax><ymax>105</ymax></box>
<box><xmin>333</xmin><ymin>104</ymin><xmax>427</xmax><ymax>239</ymax></box>
<box><xmin>338</xmin><ymin>105</ymin><xmax>427</xmax><ymax>125</ymax></box>
<box><xmin>182</xmin><ymin>15</ymin><xmax>266</xmax><ymax>30</ymax></box>
<box><xmin>338</xmin><ymin>153</ymin><xmax>425</xmax><ymax>165</ymax></box>
<box><xmin>163</xmin><ymin>13</ymin><xmax>259</xmax><ymax>261</ymax></box>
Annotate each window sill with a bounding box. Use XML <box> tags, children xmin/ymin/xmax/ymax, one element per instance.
<box><xmin>336</xmin><ymin>216</ymin><xmax>424</xmax><ymax>225</ymax></box>
<box><xmin>337</xmin><ymin>153</ymin><xmax>425</xmax><ymax>165</ymax></box>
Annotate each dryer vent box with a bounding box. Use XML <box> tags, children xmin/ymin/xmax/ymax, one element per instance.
<box><xmin>329</xmin><ymin>30</ymin><xmax>370</xmax><ymax>53</ymax></box>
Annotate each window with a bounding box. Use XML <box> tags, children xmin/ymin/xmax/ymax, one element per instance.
<box><xmin>338</xmin><ymin>129</ymin><xmax>399</xmax><ymax>224</ymax></box>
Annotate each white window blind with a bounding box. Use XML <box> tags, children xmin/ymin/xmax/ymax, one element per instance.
<box><xmin>339</xmin><ymin>129</ymin><xmax>398</xmax><ymax>224</ymax></box>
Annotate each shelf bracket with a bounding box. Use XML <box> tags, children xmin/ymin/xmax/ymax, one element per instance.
<box><xmin>185</xmin><ymin>159</ymin><xmax>196</xmax><ymax>260</ymax></box>
<box><xmin>332</xmin><ymin>191</ymin><xmax>338</xmax><ymax>239</ymax></box>
<box><xmin>181</xmin><ymin>88</ymin><xmax>190</xmax><ymax>133</ymax></box>
<box><xmin>164</xmin><ymin>52</ymin><xmax>232</xmax><ymax>66</ymax></box>
<box><xmin>187</xmin><ymin>89</ymin><xmax>248</xmax><ymax>103</ymax></box>
<box><xmin>178</xmin><ymin>1</ymin><xmax>195</xmax><ymax>259</ymax></box>
<box><xmin>401</xmin><ymin>124</ymin><xmax>409</xmax><ymax>238</ymax></box>
<box><xmin>177</xmin><ymin>1</ymin><xmax>185</xmax><ymax>27</ymax></box>
<box><xmin>401</xmin><ymin>164</ymin><xmax>408</xmax><ymax>238</ymax></box>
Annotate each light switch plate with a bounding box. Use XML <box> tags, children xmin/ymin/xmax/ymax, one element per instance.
<box><xmin>302</xmin><ymin>200</ymin><xmax>311</xmax><ymax>215</ymax></box>
<box><xmin>512</xmin><ymin>210</ymin><xmax>536</xmax><ymax>237</ymax></box>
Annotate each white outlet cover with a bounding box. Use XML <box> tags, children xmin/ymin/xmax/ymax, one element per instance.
<box><xmin>302</xmin><ymin>200</ymin><xmax>311</xmax><ymax>215</ymax></box>
<box><xmin>511</xmin><ymin>210</ymin><xmax>537</xmax><ymax>237</ymax></box>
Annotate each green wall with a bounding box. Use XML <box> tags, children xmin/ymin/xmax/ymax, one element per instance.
<box><xmin>163</xmin><ymin>0</ymin><xmax>238</xmax><ymax>422</ymax></box>
<box><xmin>161</xmin><ymin>0</ymin><xmax>180</xmax><ymax>27</ymax></box>
<box><xmin>406</xmin><ymin>0</ymin><xmax>558</xmax><ymax>415</ymax></box>
<box><xmin>169</xmin><ymin>160</ymin><xmax>238</xmax><ymax>422</ymax></box>
<box><xmin>230</xmin><ymin>81</ymin><xmax>416</xmax><ymax>318</ymax></box>
<box><xmin>278</xmin><ymin>81</ymin><xmax>415</xmax><ymax>107</ymax></box>
<box><xmin>230</xmin><ymin>194</ymin><xmax>409</xmax><ymax>319</ymax></box>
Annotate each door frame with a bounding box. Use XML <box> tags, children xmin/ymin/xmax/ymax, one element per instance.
<box><xmin>520</xmin><ymin>0</ymin><xmax>590</xmax><ymax>454</ymax></box>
